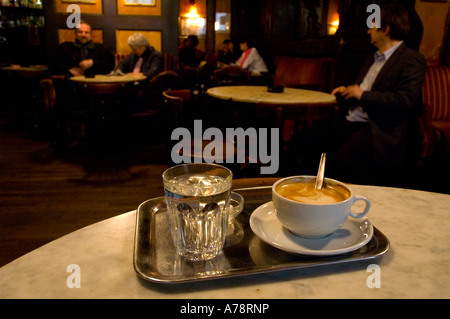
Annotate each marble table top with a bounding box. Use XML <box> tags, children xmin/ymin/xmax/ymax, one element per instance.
<box><xmin>70</xmin><ymin>74</ymin><xmax>147</xmax><ymax>84</ymax></box>
<box><xmin>1</xmin><ymin>184</ymin><xmax>449</xmax><ymax>298</ymax></box>
<box><xmin>206</xmin><ymin>86</ymin><xmax>336</xmax><ymax>105</ymax></box>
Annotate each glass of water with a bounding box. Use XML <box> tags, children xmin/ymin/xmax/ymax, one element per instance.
<box><xmin>162</xmin><ymin>163</ymin><xmax>242</xmax><ymax>261</ymax></box>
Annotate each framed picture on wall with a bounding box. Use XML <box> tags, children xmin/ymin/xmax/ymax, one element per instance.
<box><xmin>118</xmin><ymin>0</ymin><xmax>160</xmax><ymax>15</ymax></box>
<box><xmin>57</xmin><ymin>0</ymin><xmax>102</xmax><ymax>14</ymax></box>
<box><xmin>62</xmin><ymin>0</ymin><xmax>96</xmax><ymax>3</ymax></box>
<box><xmin>420</xmin><ymin>0</ymin><xmax>447</xmax><ymax>3</ymax></box>
<box><xmin>124</xmin><ymin>0</ymin><xmax>156</xmax><ymax>5</ymax></box>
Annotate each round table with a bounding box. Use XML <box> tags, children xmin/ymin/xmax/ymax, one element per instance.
<box><xmin>206</xmin><ymin>85</ymin><xmax>336</xmax><ymax>105</ymax></box>
<box><xmin>70</xmin><ymin>74</ymin><xmax>147</xmax><ymax>84</ymax></box>
<box><xmin>1</xmin><ymin>65</ymin><xmax>48</xmax><ymax>73</ymax></box>
<box><xmin>0</xmin><ymin>181</ymin><xmax>449</xmax><ymax>299</ymax></box>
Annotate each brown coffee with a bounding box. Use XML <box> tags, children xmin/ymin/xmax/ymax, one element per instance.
<box><xmin>276</xmin><ymin>181</ymin><xmax>348</xmax><ymax>204</ymax></box>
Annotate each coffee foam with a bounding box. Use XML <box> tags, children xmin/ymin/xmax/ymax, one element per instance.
<box><xmin>276</xmin><ymin>181</ymin><xmax>348</xmax><ymax>204</ymax></box>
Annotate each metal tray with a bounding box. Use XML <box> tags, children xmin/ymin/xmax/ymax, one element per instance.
<box><xmin>133</xmin><ymin>186</ymin><xmax>389</xmax><ymax>284</ymax></box>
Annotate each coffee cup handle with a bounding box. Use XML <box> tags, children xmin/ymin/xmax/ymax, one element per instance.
<box><xmin>349</xmin><ymin>195</ymin><xmax>371</xmax><ymax>219</ymax></box>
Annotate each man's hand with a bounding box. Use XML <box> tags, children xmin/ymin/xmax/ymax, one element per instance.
<box><xmin>331</xmin><ymin>85</ymin><xmax>364</xmax><ymax>100</ymax></box>
<box><xmin>79</xmin><ymin>59</ymin><xmax>94</xmax><ymax>72</ymax></box>
<box><xmin>68</xmin><ymin>67</ymin><xmax>83</xmax><ymax>76</ymax></box>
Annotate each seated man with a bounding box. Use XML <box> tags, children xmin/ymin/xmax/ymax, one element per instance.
<box><xmin>178</xmin><ymin>35</ymin><xmax>206</xmax><ymax>69</ymax></box>
<box><xmin>330</xmin><ymin>3</ymin><xmax>426</xmax><ymax>186</ymax></box>
<box><xmin>116</xmin><ymin>33</ymin><xmax>164</xmax><ymax>80</ymax></box>
<box><xmin>53</xmin><ymin>21</ymin><xmax>114</xmax><ymax>77</ymax></box>
<box><xmin>217</xmin><ymin>39</ymin><xmax>239</xmax><ymax>66</ymax></box>
<box><xmin>117</xmin><ymin>33</ymin><xmax>164</xmax><ymax>111</ymax></box>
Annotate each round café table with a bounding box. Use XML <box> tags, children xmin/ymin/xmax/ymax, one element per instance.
<box><xmin>70</xmin><ymin>73</ymin><xmax>147</xmax><ymax>84</ymax></box>
<box><xmin>206</xmin><ymin>85</ymin><xmax>336</xmax><ymax>105</ymax></box>
<box><xmin>1</xmin><ymin>65</ymin><xmax>48</xmax><ymax>73</ymax></box>
<box><xmin>0</xmin><ymin>178</ymin><xmax>449</xmax><ymax>299</ymax></box>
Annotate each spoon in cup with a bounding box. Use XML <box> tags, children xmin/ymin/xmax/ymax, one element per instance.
<box><xmin>315</xmin><ymin>153</ymin><xmax>326</xmax><ymax>190</ymax></box>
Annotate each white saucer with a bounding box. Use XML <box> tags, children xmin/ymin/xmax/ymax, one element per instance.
<box><xmin>249</xmin><ymin>201</ymin><xmax>374</xmax><ymax>256</ymax></box>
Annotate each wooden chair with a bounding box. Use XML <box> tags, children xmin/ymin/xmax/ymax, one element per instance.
<box><xmin>273</xmin><ymin>56</ymin><xmax>336</xmax><ymax>93</ymax></box>
<box><xmin>256</xmin><ymin>101</ymin><xmax>338</xmax><ymax>175</ymax></box>
<box><xmin>147</xmin><ymin>70</ymin><xmax>185</xmax><ymax>110</ymax></box>
<box><xmin>39</xmin><ymin>78</ymin><xmax>58</xmax><ymax>139</ymax></box>
<box><xmin>162</xmin><ymin>89</ymin><xmax>241</xmax><ymax>174</ymax></box>
<box><xmin>162</xmin><ymin>89</ymin><xmax>191</xmax><ymax>127</ymax></box>
<box><xmin>40</xmin><ymin>77</ymin><xmax>89</xmax><ymax>144</ymax></box>
<box><xmin>422</xmin><ymin>65</ymin><xmax>450</xmax><ymax>157</ymax></box>
<box><xmin>212</xmin><ymin>66</ymin><xmax>251</xmax><ymax>86</ymax></box>
<box><xmin>40</xmin><ymin>78</ymin><xmax>57</xmax><ymax>112</ymax></box>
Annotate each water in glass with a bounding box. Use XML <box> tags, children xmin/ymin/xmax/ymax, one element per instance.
<box><xmin>164</xmin><ymin>173</ymin><xmax>231</xmax><ymax>261</ymax></box>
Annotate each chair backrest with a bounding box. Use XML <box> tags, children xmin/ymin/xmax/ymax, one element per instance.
<box><xmin>256</xmin><ymin>101</ymin><xmax>337</xmax><ymax>147</ymax></box>
<box><xmin>163</xmin><ymin>53</ymin><xmax>174</xmax><ymax>71</ymax></box>
<box><xmin>149</xmin><ymin>70</ymin><xmax>184</xmax><ymax>92</ymax></box>
<box><xmin>162</xmin><ymin>89</ymin><xmax>191</xmax><ymax>102</ymax></box>
<box><xmin>40</xmin><ymin>78</ymin><xmax>57</xmax><ymax>110</ymax></box>
<box><xmin>162</xmin><ymin>89</ymin><xmax>191</xmax><ymax>123</ymax></box>
<box><xmin>273</xmin><ymin>56</ymin><xmax>335</xmax><ymax>93</ymax></box>
<box><xmin>213</xmin><ymin>66</ymin><xmax>251</xmax><ymax>86</ymax></box>
<box><xmin>162</xmin><ymin>89</ymin><xmax>238</xmax><ymax>165</ymax></box>
<box><xmin>422</xmin><ymin>65</ymin><xmax>450</xmax><ymax>121</ymax></box>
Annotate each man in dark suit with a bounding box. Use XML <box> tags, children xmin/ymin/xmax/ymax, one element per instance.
<box><xmin>330</xmin><ymin>3</ymin><xmax>426</xmax><ymax>186</ymax></box>
<box><xmin>53</xmin><ymin>21</ymin><xmax>114</xmax><ymax>77</ymax></box>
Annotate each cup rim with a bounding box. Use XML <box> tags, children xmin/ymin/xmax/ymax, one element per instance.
<box><xmin>162</xmin><ymin>163</ymin><xmax>233</xmax><ymax>184</ymax></box>
<box><xmin>272</xmin><ymin>175</ymin><xmax>352</xmax><ymax>206</ymax></box>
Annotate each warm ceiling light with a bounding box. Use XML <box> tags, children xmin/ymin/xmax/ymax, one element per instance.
<box><xmin>179</xmin><ymin>0</ymin><xmax>206</xmax><ymax>36</ymax></box>
<box><xmin>185</xmin><ymin>0</ymin><xmax>200</xmax><ymax>18</ymax></box>
<box><xmin>327</xmin><ymin>19</ymin><xmax>339</xmax><ymax>35</ymax></box>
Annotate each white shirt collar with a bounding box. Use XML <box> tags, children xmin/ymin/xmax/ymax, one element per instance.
<box><xmin>375</xmin><ymin>41</ymin><xmax>403</xmax><ymax>62</ymax></box>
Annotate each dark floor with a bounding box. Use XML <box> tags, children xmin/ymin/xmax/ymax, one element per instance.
<box><xmin>0</xmin><ymin>114</ymin><xmax>169</xmax><ymax>267</ymax></box>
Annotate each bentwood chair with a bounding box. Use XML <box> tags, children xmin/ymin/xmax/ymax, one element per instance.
<box><xmin>39</xmin><ymin>78</ymin><xmax>57</xmax><ymax>138</ymax></box>
<box><xmin>162</xmin><ymin>89</ymin><xmax>246</xmax><ymax>175</ymax></box>
<box><xmin>41</xmin><ymin>77</ymin><xmax>89</xmax><ymax>146</ymax></box>
<box><xmin>212</xmin><ymin>66</ymin><xmax>251</xmax><ymax>86</ymax></box>
<box><xmin>256</xmin><ymin>101</ymin><xmax>338</xmax><ymax>175</ymax></box>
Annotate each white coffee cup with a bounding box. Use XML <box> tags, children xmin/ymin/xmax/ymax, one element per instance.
<box><xmin>272</xmin><ymin>176</ymin><xmax>371</xmax><ymax>238</ymax></box>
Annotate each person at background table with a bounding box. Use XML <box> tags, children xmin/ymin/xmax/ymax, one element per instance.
<box><xmin>115</xmin><ymin>33</ymin><xmax>164</xmax><ymax>112</ymax></box>
<box><xmin>217</xmin><ymin>39</ymin><xmax>239</xmax><ymax>66</ymax></box>
<box><xmin>52</xmin><ymin>21</ymin><xmax>114</xmax><ymax>77</ymax></box>
<box><xmin>234</xmin><ymin>38</ymin><xmax>268</xmax><ymax>76</ymax></box>
<box><xmin>116</xmin><ymin>33</ymin><xmax>164</xmax><ymax>80</ymax></box>
<box><xmin>179</xmin><ymin>35</ymin><xmax>206</xmax><ymax>69</ymax></box>
<box><xmin>330</xmin><ymin>3</ymin><xmax>426</xmax><ymax>187</ymax></box>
